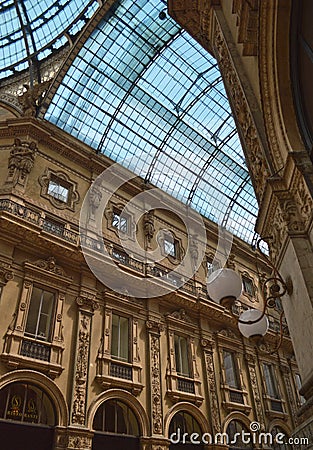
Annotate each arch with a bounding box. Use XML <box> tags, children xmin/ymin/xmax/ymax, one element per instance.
<box><xmin>0</xmin><ymin>101</ymin><xmax>21</xmax><ymax>119</ymax></box>
<box><xmin>268</xmin><ymin>419</ymin><xmax>292</xmax><ymax>436</ymax></box>
<box><xmin>87</xmin><ymin>389</ymin><xmax>149</xmax><ymax>436</ymax></box>
<box><xmin>164</xmin><ymin>402</ymin><xmax>210</xmax><ymax>437</ymax></box>
<box><xmin>222</xmin><ymin>412</ymin><xmax>252</xmax><ymax>433</ymax></box>
<box><xmin>0</xmin><ymin>370</ymin><xmax>68</xmax><ymax>427</ymax></box>
<box><xmin>259</xmin><ymin>0</ymin><xmax>306</xmax><ymax>168</ymax></box>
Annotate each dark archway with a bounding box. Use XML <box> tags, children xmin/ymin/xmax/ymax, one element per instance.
<box><xmin>169</xmin><ymin>410</ymin><xmax>204</xmax><ymax>450</ymax></box>
<box><xmin>226</xmin><ymin>420</ymin><xmax>254</xmax><ymax>450</ymax></box>
<box><xmin>0</xmin><ymin>382</ymin><xmax>56</xmax><ymax>450</ymax></box>
<box><xmin>92</xmin><ymin>399</ymin><xmax>140</xmax><ymax>450</ymax></box>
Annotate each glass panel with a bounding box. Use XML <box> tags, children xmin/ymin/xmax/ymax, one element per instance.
<box><xmin>0</xmin><ymin>0</ymin><xmax>99</xmax><ymax>77</ymax></box>
<box><xmin>163</xmin><ymin>235</ymin><xmax>176</xmax><ymax>257</ymax></box>
<box><xmin>0</xmin><ymin>383</ymin><xmax>55</xmax><ymax>425</ymax></box>
<box><xmin>112</xmin><ymin>210</ymin><xmax>128</xmax><ymax>233</ymax></box>
<box><xmin>224</xmin><ymin>351</ymin><xmax>240</xmax><ymax>389</ymax></box>
<box><xmin>25</xmin><ymin>286</ymin><xmax>42</xmax><ymax>337</ymax></box>
<box><xmin>263</xmin><ymin>364</ymin><xmax>279</xmax><ymax>398</ymax></box>
<box><xmin>93</xmin><ymin>400</ymin><xmax>140</xmax><ymax>436</ymax></box>
<box><xmin>242</xmin><ymin>276</ymin><xmax>254</xmax><ymax>296</ymax></box>
<box><xmin>45</xmin><ymin>0</ymin><xmax>261</xmax><ymax>246</ymax></box>
<box><xmin>25</xmin><ymin>287</ymin><xmax>55</xmax><ymax>341</ymax></box>
<box><xmin>175</xmin><ymin>335</ymin><xmax>190</xmax><ymax>377</ymax></box>
<box><xmin>111</xmin><ymin>314</ymin><xmax>129</xmax><ymax>361</ymax></box>
<box><xmin>47</xmin><ymin>178</ymin><xmax>69</xmax><ymax>203</ymax></box>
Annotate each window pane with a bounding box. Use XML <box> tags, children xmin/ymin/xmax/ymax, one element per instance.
<box><xmin>164</xmin><ymin>236</ymin><xmax>176</xmax><ymax>257</ymax></box>
<box><xmin>25</xmin><ymin>287</ymin><xmax>55</xmax><ymax>341</ymax></box>
<box><xmin>47</xmin><ymin>178</ymin><xmax>69</xmax><ymax>202</ymax></box>
<box><xmin>224</xmin><ymin>351</ymin><xmax>239</xmax><ymax>389</ymax></box>
<box><xmin>0</xmin><ymin>383</ymin><xmax>55</xmax><ymax>425</ymax></box>
<box><xmin>25</xmin><ymin>287</ymin><xmax>42</xmax><ymax>337</ymax></box>
<box><xmin>264</xmin><ymin>364</ymin><xmax>279</xmax><ymax>398</ymax></box>
<box><xmin>111</xmin><ymin>314</ymin><xmax>129</xmax><ymax>361</ymax></box>
<box><xmin>175</xmin><ymin>335</ymin><xmax>190</xmax><ymax>377</ymax></box>
<box><xmin>119</xmin><ymin>316</ymin><xmax>129</xmax><ymax>361</ymax></box>
<box><xmin>111</xmin><ymin>314</ymin><xmax>119</xmax><ymax>358</ymax></box>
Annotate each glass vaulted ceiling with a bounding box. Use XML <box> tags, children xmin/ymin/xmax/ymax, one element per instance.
<box><xmin>45</xmin><ymin>0</ymin><xmax>259</xmax><ymax>244</ymax></box>
<box><xmin>0</xmin><ymin>0</ymin><xmax>98</xmax><ymax>78</ymax></box>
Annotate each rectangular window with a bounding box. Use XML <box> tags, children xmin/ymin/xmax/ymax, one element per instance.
<box><xmin>112</xmin><ymin>209</ymin><xmax>128</xmax><ymax>233</ymax></box>
<box><xmin>111</xmin><ymin>314</ymin><xmax>129</xmax><ymax>362</ymax></box>
<box><xmin>242</xmin><ymin>276</ymin><xmax>254</xmax><ymax>296</ymax></box>
<box><xmin>174</xmin><ymin>335</ymin><xmax>190</xmax><ymax>377</ymax></box>
<box><xmin>263</xmin><ymin>364</ymin><xmax>280</xmax><ymax>399</ymax></box>
<box><xmin>47</xmin><ymin>176</ymin><xmax>70</xmax><ymax>203</ymax></box>
<box><xmin>223</xmin><ymin>351</ymin><xmax>240</xmax><ymax>389</ymax></box>
<box><xmin>295</xmin><ymin>373</ymin><xmax>305</xmax><ymax>405</ymax></box>
<box><xmin>163</xmin><ymin>235</ymin><xmax>176</xmax><ymax>258</ymax></box>
<box><xmin>207</xmin><ymin>258</ymin><xmax>220</xmax><ymax>276</ymax></box>
<box><xmin>25</xmin><ymin>287</ymin><xmax>55</xmax><ymax>341</ymax></box>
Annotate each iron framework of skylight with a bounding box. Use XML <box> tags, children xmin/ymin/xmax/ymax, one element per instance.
<box><xmin>0</xmin><ymin>0</ymin><xmax>98</xmax><ymax>79</ymax></box>
<box><xmin>45</xmin><ymin>0</ymin><xmax>259</xmax><ymax>244</ymax></box>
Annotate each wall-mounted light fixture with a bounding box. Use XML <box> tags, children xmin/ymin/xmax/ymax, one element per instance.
<box><xmin>207</xmin><ymin>239</ymin><xmax>292</xmax><ymax>350</ymax></box>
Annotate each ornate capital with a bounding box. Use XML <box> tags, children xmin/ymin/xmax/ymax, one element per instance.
<box><xmin>0</xmin><ymin>262</ymin><xmax>14</xmax><ymax>285</ymax></box>
<box><xmin>146</xmin><ymin>319</ymin><xmax>164</xmax><ymax>334</ymax></box>
<box><xmin>76</xmin><ymin>295</ymin><xmax>98</xmax><ymax>313</ymax></box>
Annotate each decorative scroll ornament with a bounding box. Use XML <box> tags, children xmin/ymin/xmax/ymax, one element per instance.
<box><xmin>0</xmin><ymin>262</ymin><xmax>14</xmax><ymax>285</ymax></box>
<box><xmin>165</xmin><ymin>308</ymin><xmax>193</xmax><ymax>323</ymax></box>
<box><xmin>31</xmin><ymin>256</ymin><xmax>68</xmax><ymax>277</ymax></box>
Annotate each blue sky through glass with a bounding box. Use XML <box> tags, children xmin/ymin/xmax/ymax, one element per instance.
<box><xmin>45</xmin><ymin>0</ymin><xmax>259</xmax><ymax>244</ymax></box>
<box><xmin>0</xmin><ymin>0</ymin><xmax>98</xmax><ymax>77</ymax></box>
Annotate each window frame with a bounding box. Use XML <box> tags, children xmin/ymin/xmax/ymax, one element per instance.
<box><xmin>174</xmin><ymin>334</ymin><xmax>191</xmax><ymax>378</ymax></box>
<box><xmin>47</xmin><ymin>175</ymin><xmax>70</xmax><ymax>204</ymax></box>
<box><xmin>95</xmin><ymin>300</ymin><xmax>143</xmax><ymax>395</ymax></box>
<box><xmin>111</xmin><ymin>313</ymin><xmax>130</xmax><ymax>363</ymax></box>
<box><xmin>1</xmin><ymin>257</ymin><xmax>69</xmax><ymax>377</ymax></box>
<box><xmin>24</xmin><ymin>285</ymin><xmax>56</xmax><ymax>342</ymax></box>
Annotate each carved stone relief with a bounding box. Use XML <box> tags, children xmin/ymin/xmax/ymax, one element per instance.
<box><xmin>245</xmin><ymin>353</ymin><xmax>265</xmax><ymax>430</ymax></box>
<box><xmin>5</xmin><ymin>138</ymin><xmax>37</xmax><ymax>191</ymax></box>
<box><xmin>213</xmin><ymin>20</ymin><xmax>270</xmax><ymax>201</ymax></box>
<box><xmin>71</xmin><ymin>296</ymin><xmax>97</xmax><ymax>426</ymax></box>
<box><xmin>0</xmin><ymin>261</ymin><xmax>14</xmax><ymax>286</ymax></box>
<box><xmin>201</xmin><ymin>339</ymin><xmax>221</xmax><ymax>433</ymax></box>
<box><xmin>146</xmin><ymin>320</ymin><xmax>163</xmax><ymax>435</ymax></box>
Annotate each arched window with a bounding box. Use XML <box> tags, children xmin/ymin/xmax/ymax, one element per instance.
<box><xmin>93</xmin><ymin>399</ymin><xmax>140</xmax><ymax>436</ymax></box>
<box><xmin>226</xmin><ymin>420</ymin><xmax>253</xmax><ymax>450</ymax></box>
<box><xmin>169</xmin><ymin>411</ymin><xmax>203</xmax><ymax>449</ymax></box>
<box><xmin>0</xmin><ymin>382</ymin><xmax>56</xmax><ymax>426</ymax></box>
<box><xmin>271</xmin><ymin>426</ymin><xmax>292</xmax><ymax>450</ymax></box>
